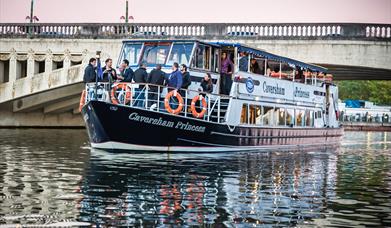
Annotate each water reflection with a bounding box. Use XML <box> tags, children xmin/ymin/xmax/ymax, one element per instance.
<box><xmin>0</xmin><ymin>130</ymin><xmax>390</xmax><ymax>227</ymax></box>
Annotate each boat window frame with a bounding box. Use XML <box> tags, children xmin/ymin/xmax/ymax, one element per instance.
<box><xmin>191</xmin><ymin>43</ymin><xmax>213</xmax><ymax>72</ymax></box>
<box><xmin>139</xmin><ymin>41</ymin><xmax>172</xmax><ymax>66</ymax></box>
<box><xmin>166</xmin><ymin>41</ymin><xmax>195</xmax><ymax>67</ymax></box>
<box><xmin>117</xmin><ymin>42</ymin><xmax>144</xmax><ymax>68</ymax></box>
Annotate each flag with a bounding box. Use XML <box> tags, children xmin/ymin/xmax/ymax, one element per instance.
<box><xmin>96</xmin><ymin>58</ymin><xmax>103</xmax><ymax>80</ymax></box>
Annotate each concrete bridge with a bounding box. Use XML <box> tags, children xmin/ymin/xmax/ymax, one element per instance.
<box><xmin>0</xmin><ymin>23</ymin><xmax>390</xmax><ymax>127</ymax></box>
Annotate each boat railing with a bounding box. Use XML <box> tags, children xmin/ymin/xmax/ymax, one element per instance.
<box><xmin>84</xmin><ymin>82</ymin><xmax>230</xmax><ymax>124</ymax></box>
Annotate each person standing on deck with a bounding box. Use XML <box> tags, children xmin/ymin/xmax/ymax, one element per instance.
<box><xmin>167</xmin><ymin>62</ymin><xmax>183</xmax><ymax>93</ymax></box>
<box><xmin>83</xmin><ymin>58</ymin><xmax>97</xmax><ymax>83</ymax></box>
<box><xmin>147</xmin><ymin>64</ymin><xmax>166</xmax><ymax>108</ymax></box>
<box><xmin>118</xmin><ymin>59</ymin><xmax>134</xmax><ymax>82</ymax></box>
<box><xmin>133</xmin><ymin>63</ymin><xmax>148</xmax><ymax>107</ymax></box>
<box><xmin>220</xmin><ymin>52</ymin><xmax>234</xmax><ymax>95</ymax></box>
<box><xmin>238</xmin><ymin>52</ymin><xmax>248</xmax><ymax>72</ymax></box>
<box><xmin>101</xmin><ymin>58</ymin><xmax>117</xmax><ymax>82</ymax></box>
<box><xmin>180</xmin><ymin>64</ymin><xmax>191</xmax><ymax>97</ymax></box>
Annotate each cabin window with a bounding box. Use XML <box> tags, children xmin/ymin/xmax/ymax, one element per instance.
<box><xmin>211</xmin><ymin>47</ymin><xmax>220</xmax><ymax>73</ymax></box>
<box><xmin>122</xmin><ymin>43</ymin><xmax>143</xmax><ymax>66</ymax></box>
<box><xmin>267</xmin><ymin>60</ymin><xmax>280</xmax><ymax>77</ymax></box>
<box><xmin>276</xmin><ymin>108</ymin><xmax>286</xmax><ymax>126</ymax></box>
<box><xmin>167</xmin><ymin>43</ymin><xmax>194</xmax><ymax>66</ymax></box>
<box><xmin>295</xmin><ymin>109</ymin><xmax>305</xmax><ymax>127</ymax></box>
<box><xmin>250</xmin><ymin>57</ymin><xmax>265</xmax><ymax>75</ymax></box>
<box><xmin>305</xmin><ymin>110</ymin><xmax>311</xmax><ymax>127</ymax></box>
<box><xmin>262</xmin><ymin>106</ymin><xmax>274</xmax><ymax>126</ymax></box>
<box><xmin>240</xmin><ymin>104</ymin><xmax>248</xmax><ymax>124</ymax></box>
<box><xmin>141</xmin><ymin>43</ymin><xmax>170</xmax><ymax>65</ymax></box>
<box><xmin>317</xmin><ymin>111</ymin><xmax>322</xmax><ymax>119</ymax></box>
<box><xmin>249</xmin><ymin>105</ymin><xmax>262</xmax><ymax>124</ymax></box>
<box><xmin>308</xmin><ymin>110</ymin><xmax>314</xmax><ymax>126</ymax></box>
<box><xmin>192</xmin><ymin>44</ymin><xmax>211</xmax><ymax>70</ymax></box>
<box><xmin>286</xmin><ymin>108</ymin><xmax>294</xmax><ymax>126</ymax></box>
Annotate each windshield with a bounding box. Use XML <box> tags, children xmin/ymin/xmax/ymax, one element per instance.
<box><xmin>121</xmin><ymin>43</ymin><xmax>143</xmax><ymax>66</ymax></box>
<box><xmin>141</xmin><ymin>43</ymin><xmax>171</xmax><ymax>65</ymax></box>
<box><xmin>167</xmin><ymin>42</ymin><xmax>194</xmax><ymax>66</ymax></box>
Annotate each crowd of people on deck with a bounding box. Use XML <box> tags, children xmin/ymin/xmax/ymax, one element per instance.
<box><xmin>83</xmin><ymin>57</ymin><xmax>215</xmax><ymax>98</ymax></box>
<box><xmin>83</xmin><ymin>51</ymin><xmax>321</xmax><ymax>103</ymax></box>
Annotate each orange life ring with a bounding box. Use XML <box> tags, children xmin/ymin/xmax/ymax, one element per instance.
<box><xmin>79</xmin><ymin>90</ymin><xmax>86</xmax><ymax>112</ymax></box>
<box><xmin>111</xmin><ymin>83</ymin><xmax>131</xmax><ymax>105</ymax></box>
<box><xmin>164</xmin><ymin>90</ymin><xmax>184</xmax><ymax>114</ymax></box>
<box><xmin>190</xmin><ymin>95</ymin><xmax>207</xmax><ymax>118</ymax></box>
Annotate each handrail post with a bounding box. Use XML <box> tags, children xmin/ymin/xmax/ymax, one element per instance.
<box><xmin>157</xmin><ymin>85</ymin><xmax>160</xmax><ymax>112</ymax></box>
<box><xmin>184</xmin><ymin>89</ymin><xmax>188</xmax><ymax>117</ymax></box>
<box><xmin>145</xmin><ymin>84</ymin><xmax>148</xmax><ymax>109</ymax></box>
<box><xmin>130</xmin><ymin>84</ymin><xmax>133</xmax><ymax>107</ymax></box>
<box><xmin>207</xmin><ymin>94</ymin><xmax>210</xmax><ymax>121</ymax></box>
<box><xmin>217</xmin><ymin>97</ymin><xmax>221</xmax><ymax>123</ymax></box>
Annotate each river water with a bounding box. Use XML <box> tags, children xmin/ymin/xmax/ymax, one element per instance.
<box><xmin>0</xmin><ymin>129</ymin><xmax>390</xmax><ymax>227</ymax></box>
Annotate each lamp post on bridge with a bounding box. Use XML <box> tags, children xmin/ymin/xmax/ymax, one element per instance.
<box><xmin>120</xmin><ymin>0</ymin><xmax>134</xmax><ymax>23</ymax></box>
<box><xmin>26</xmin><ymin>0</ymin><xmax>39</xmax><ymax>23</ymax></box>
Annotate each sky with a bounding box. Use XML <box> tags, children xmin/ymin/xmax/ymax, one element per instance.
<box><xmin>0</xmin><ymin>0</ymin><xmax>390</xmax><ymax>23</ymax></box>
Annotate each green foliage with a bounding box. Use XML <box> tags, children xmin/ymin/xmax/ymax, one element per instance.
<box><xmin>336</xmin><ymin>80</ymin><xmax>391</xmax><ymax>105</ymax></box>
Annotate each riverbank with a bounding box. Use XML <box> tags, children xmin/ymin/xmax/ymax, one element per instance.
<box><xmin>343</xmin><ymin>122</ymin><xmax>391</xmax><ymax>131</ymax></box>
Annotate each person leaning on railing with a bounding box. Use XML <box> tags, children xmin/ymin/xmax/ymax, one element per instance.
<box><xmin>199</xmin><ymin>73</ymin><xmax>213</xmax><ymax>95</ymax></box>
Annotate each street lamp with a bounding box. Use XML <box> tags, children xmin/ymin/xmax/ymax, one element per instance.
<box><xmin>26</xmin><ymin>0</ymin><xmax>39</xmax><ymax>23</ymax></box>
<box><xmin>121</xmin><ymin>0</ymin><xmax>134</xmax><ymax>23</ymax></box>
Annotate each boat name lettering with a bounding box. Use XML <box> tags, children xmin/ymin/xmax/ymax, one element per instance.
<box><xmin>263</xmin><ymin>82</ymin><xmax>285</xmax><ymax>95</ymax></box>
<box><xmin>128</xmin><ymin>112</ymin><xmax>206</xmax><ymax>133</ymax></box>
<box><xmin>294</xmin><ymin>87</ymin><xmax>310</xmax><ymax>98</ymax></box>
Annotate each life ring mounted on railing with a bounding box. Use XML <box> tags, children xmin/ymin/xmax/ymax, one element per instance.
<box><xmin>79</xmin><ymin>89</ymin><xmax>86</xmax><ymax>112</ymax></box>
<box><xmin>164</xmin><ymin>90</ymin><xmax>184</xmax><ymax>114</ymax></box>
<box><xmin>190</xmin><ymin>95</ymin><xmax>207</xmax><ymax>118</ymax></box>
<box><xmin>111</xmin><ymin>83</ymin><xmax>131</xmax><ymax>105</ymax></box>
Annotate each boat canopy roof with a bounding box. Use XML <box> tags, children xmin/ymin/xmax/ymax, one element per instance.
<box><xmin>122</xmin><ymin>40</ymin><xmax>327</xmax><ymax>72</ymax></box>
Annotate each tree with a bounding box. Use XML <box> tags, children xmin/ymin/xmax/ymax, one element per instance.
<box><xmin>336</xmin><ymin>80</ymin><xmax>391</xmax><ymax>105</ymax></box>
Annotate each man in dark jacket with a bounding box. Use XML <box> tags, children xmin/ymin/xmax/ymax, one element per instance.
<box><xmin>180</xmin><ymin>64</ymin><xmax>191</xmax><ymax>97</ymax></box>
<box><xmin>133</xmin><ymin>63</ymin><xmax>148</xmax><ymax>107</ymax></box>
<box><xmin>147</xmin><ymin>64</ymin><xmax>166</xmax><ymax>108</ymax></box>
<box><xmin>119</xmin><ymin>59</ymin><xmax>134</xmax><ymax>82</ymax></box>
<box><xmin>134</xmin><ymin>63</ymin><xmax>148</xmax><ymax>88</ymax></box>
<box><xmin>101</xmin><ymin>58</ymin><xmax>117</xmax><ymax>82</ymax></box>
<box><xmin>83</xmin><ymin>58</ymin><xmax>96</xmax><ymax>83</ymax></box>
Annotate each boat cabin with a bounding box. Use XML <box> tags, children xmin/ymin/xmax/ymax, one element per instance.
<box><xmin>87</xmin><ymin>40</ymin><xmax>340</xmax><ymax>129</ymax></box>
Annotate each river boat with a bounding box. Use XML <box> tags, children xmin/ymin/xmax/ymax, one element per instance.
<box><xmin>81</xmin><ymin>40</ymin><xmax>343</xmax><ymax>152</ymax></box>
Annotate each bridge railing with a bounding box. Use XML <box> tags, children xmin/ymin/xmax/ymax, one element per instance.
<box><xmin>0</xmin><ymin>23</ymin><xmax>390</xmax><ymax>40</ymax></box>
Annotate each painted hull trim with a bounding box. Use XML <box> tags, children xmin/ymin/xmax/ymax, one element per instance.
<box><xmin>91</xmin><ymin>141</ymin><xmax>340</xmax><ymax>152</ymax></box>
